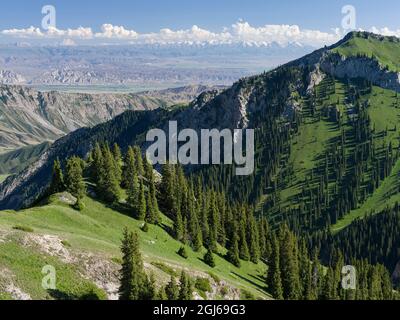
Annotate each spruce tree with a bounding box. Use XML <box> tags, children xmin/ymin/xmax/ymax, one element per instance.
<box><xmin>133</xmin><ymin>146</ymin><xmax>145</xmax><ymax>176</ymax></box>
<box><xmin>279</xmin><ymin>225</ymin><xmax>301</xmax><ymax>300</ymax></box>
<box><xmin>144</xmin><ymin>157</ymin><xmax>159</xmax><ymax>224</ymax></box>
<box><xmin>247</xmin><ymin>210</ymin><xmax>260</xmax><ymax>263</ymax></box>
<box><xmin>118</xmin><ymin>228</ymin><xmax>148</xmax><ymax>300</ymax></box>
<box><xmin>137</xmin><ymin>180</ymin><xmax>146</xmax><ymax>220</ymax></box>
<box><xmin>165</xmin><ymin>276</ymin><xmax>179</xmax><ymax>300</ymax></box>
<box><xmin>91</xmin><ymin>143</ymin><xmax>104</xmax><ymax>186</ymax></box>
<box><xmin>156</xmin><ymin>286</ymin><xmax>168</xmax><ymax>300</ymax></box>
<box><xmin>226</xmin><ymin>222</ymin><xmax>241</xmax><ymax>268</ymax></box>
<box><xmin>239</xmin><ymin>218</ymin><xmax>250</xmax><ymax>261</ymax></box>
<box><xmin>159</xmin><ymin>163</ymin><xmax>175</xmax><ymax>215</ymax></box>
<box><xmin>267</xmin><ymin>234</ymin><xmax>283</xmax><ymax>300</ymax></box>
<box><xmin>65</xmin><ymin>157</ymin><xmax>86</xmax><ymax>200</ymax></box>
<box><xmin>178</xmin><ymin>271</ymin><xmax>193</xmax><ymax>300</ymax></box>
<box><xmin>124</xmin><ymin>147</ymin><xmax>139</xmax><ymax>210</ymax></box>
<box><xmin>112</xmin><ymin>143</ymin><xmax>123</xmax><ymax>184</ymax></box>
<box><xmin>204</xmin><ymin>248</ymin><xmax>216</xmax><ymax>268</ymax></box>
<box><xmin>101</xmin><ymin>146</ymin><xmax>121</xmax><ymax>203</ymax></box>
<box><xmin>48</xmin><ymin>158</ymin><xmax>65</xmax><ymax>195</ymax></box>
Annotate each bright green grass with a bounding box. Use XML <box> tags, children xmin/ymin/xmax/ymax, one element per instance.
<box><xmin>0</xmin><ymin>241</ymin><xmax>106</xmax><ymax>300</ymax></box>
<box><xmin>332</xmin><ymin>86</ymin><xmax>400</xmax><ymax>231</ymax></box>
<box><xmin>280</xmin><ymin>79</ymin><xmax>346</xmax><ymax>206</ymax></box>
<box><xmin>333</xmin><ymin>36</ymin><xmax>400</xmax><ymax>72</ymax></box>
<box><xmin>0</xmin><ymin>196</ymin><xmax>268</xmax><ymax>299</ymax></box>
<box><xmin>0</xmin><ymin>175</ymin><xmax>9</xmax><ymax>183</ymax></box>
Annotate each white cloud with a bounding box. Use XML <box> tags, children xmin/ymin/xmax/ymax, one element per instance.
<box><xmin>1</xmin><ymin>26</ymin><xmax>93</xmax><ymax>39</ymax></box>
<box><xmin>2</xmin><ymin>26</ymin><xmax>44</xmax><ymax>38</ymax></box>
<box><xmin>1</xmin><ymin>21</ymin><xmax>399</xmax><ymax>47</ymax></box>
<box><xmin>95</xmin><ymin>24</ymin><xmax>138</xmax><ymax>39</ymax></box>
<box><xmin>369</xmin><ymin>26</ymin><xmax>400</xmax><ymax>37</ymax></box>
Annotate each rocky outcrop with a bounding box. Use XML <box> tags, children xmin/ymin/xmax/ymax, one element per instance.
<box><xmin>320</xmin><ymin>53</ymin><xmax>400</xmax><ymax>92</ymax></box>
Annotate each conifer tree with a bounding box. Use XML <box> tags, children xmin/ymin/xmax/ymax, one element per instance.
<box><xmin>174</xmin><ymin>210</ymin><xmax>185</xmax><ymax>242</ymax></box>
<box><xmin>239</xmin><ymin>217</ymin><xmax>250</xmax><ymax>261</ymax></box>
<box><xmin>124</xmin><ymin>147</ymin><xmax>139</xmax><ymax>210</ymax></box>
<box><xmin>178</xmin><ymin>271</ymin><xmax>193</xmax><ymax>300</ymax></box>
<box><xmin>247</xmin><ymin>210</ymin><xmax>260</xmax><ymax>263</ymax></box>
<box><xmin>48</xmin><ymin>158</ymin><xmax>65</xmax><ymax>195</ymax></box>
<box><xmin>137</xmin><ymin>180</ymin><xmax>146</xmax><ymax>220</ymax></box>
<box><xmin>226</xmin><ymin>222</ymin><xmax>241</xmax><ymax>268</ymax></box>
<box><xmin>159</xmin><ymin>163</ymin><xmax>175</xmax><ymax>215</ymax></box>
<box><xmin>112</xmin><ymin>143</ymin><xmax>123</xmax><ymax>184</ymax></box>
<box><xmin>144</xmin><ymin>157</ymin><xmax>159</xmax><ymax>224</ymax></box>
<box><xmin>156</xmin><ymin>286</ymin><xmax>168</xmax><ymax>300</ymax></box>
<box><xmin>100</xmin><ymin>146</ymin><xmax>121</xmax><ymax>203</ymax></box>
<box><xmin>208</xmin><ymin>192</ymin><xmax>219</xmax><ymax>252</ymax></box>
<box><xmin>204</xmin><ymin>248</ymin><xmax>216</xmax><ymax>268</ymax></box>
<box><xmin>267</xmin><ymin>234</ymin><xmax>283</xmax><ymax>300</ymax></box>
<box><xmin>118</xmin><ymin>228</ymin><xmax>148</xmax><ymax>300</ymax></box>
<box><xmin>133</xmin><ymin>146</ymin><xmax>144</xmax><ymax>176</ymax></box>
<box><xmin>65</xmin><ymin>157</ymin><xmax>86</xmax><ymax>200</ymax></box>
<box><xmin>279</xmin><ymin>225</ymin><xmax>301</xmax><ymax>300</ymax></box>
<box><xmin>165</xmin><ymin>276</ymin><xmax>179</xmax><ymax>300</ymax></box>
<box><xmin>91</xmin><ymin>143</ymin><xmax>104</xmax><ymax>186</ymax></box>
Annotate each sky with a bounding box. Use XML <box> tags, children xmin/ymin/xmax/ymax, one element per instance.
<box><xmin>0</xmin><ymin>0</ymin><xmax>399</xmax><ymax>47</ymax></box>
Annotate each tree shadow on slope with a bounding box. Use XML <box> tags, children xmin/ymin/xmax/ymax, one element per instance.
<box><xmin>48</xmin><ymin>289</ymin><xmax>105</xmax><ymax>301</ymax></box>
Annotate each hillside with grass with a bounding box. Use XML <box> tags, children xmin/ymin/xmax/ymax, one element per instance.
<box><xmin>332</xmin><ymin>32</ymin><xmax>400</xmax><ymax>72</ymax></box>
<box><xmin>0</xmin><ymin>194</ymin><xmax>268</xmax><ymax>300</ymax></box>
<box><xmin>1</xmin><ymin>32</ymin><xmax>400</xmax><ymax>301</ymax></box>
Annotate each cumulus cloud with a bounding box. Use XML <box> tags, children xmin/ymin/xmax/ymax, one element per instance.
<box><xmin>2</xmin><ymin>26</ymin><xmax>93</xmax><ymax>39</ymax></box>
<box><xmin>95</xmin><ymin>24</ymin><xmax>138</xmax><ymax>39</ymax></box>
<box><xmin>1</xmin><ymin>21</ymin><xmax>399</xmax><ymax>47</ymax></box>
<box><xmin>369</xmin><ymin>26</ymin><xmax>400</xmax><ymax>37</ymax></box>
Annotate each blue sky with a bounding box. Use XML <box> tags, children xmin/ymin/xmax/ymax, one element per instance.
<box><xmin>0</xmin><ymin>0</ymin><xmax>398</xmax><ymax>47</ymax></box>
<box><xmin>0</xmin><ymin>0</ymin><xmax>399</xmax><ymax>32</ymax></box>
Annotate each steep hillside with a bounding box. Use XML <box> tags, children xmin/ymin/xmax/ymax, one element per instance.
<box><xmin>2</xmin><ymin>32</ymin><xmax>400</xmax><ymax>258</ymax></box>
<box><xmin>0</xmin><ymin>85</ymin><xmax>221</xmax><ymax>150</ymax></box>
<box><xmin>0</xmin><ymin>195</ymin><xmax>267</xmax><ymax>300</ymax></box>
<box><xmin>0</xmin><ymin>142</ymin><xmax>51</xmax><ymax>175</ymax></box>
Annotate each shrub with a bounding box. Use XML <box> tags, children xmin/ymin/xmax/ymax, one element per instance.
<box><xmin>240</xmin><ymin>289</ymin><xmax>256</xmax><ymax>300</ymax></box>
<box><xmin>13</xmin><ymin>225</ymin><xmax>34</xmax><ymax>233</ymax></box>
<box><xmin>177</xmin><ymin>246</ymin><xmax>188</xmax><ymax>259</ymax></box>
<box><xmin>61</xmin><ymin>240</ymin><xmax>71</xmax><ymax>247</ymax></box>
<box><xmin>151</xmin><ymin>262</ymin><xmax>178</xmax><ymax>277</ymax></box>
<box><xmin>79</xmin><ymin>287</ymin><xmax>108</xmax><ymax>300</ymax></box>
<box><xmin>195</xmin><ymin>277</ymin><xmax>212</xmax><ymax>293</ymax></box>
<box><xmin>141</xmin><ymin>222</ymin><xmax>149</xmax><ymax>233</ymax></box>
<box><xmin>207</xmin><ymin>272</ymin><xmax>221</xmax><ymax>284</ymax></box>
<box><xmin>73</xmin><ymin>198</ymin><xmax>85</xmax><ymax>211</ymax></box>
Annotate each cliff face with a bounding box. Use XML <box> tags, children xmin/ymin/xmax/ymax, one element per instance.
<box><xmin>320</xmin><ymin>54</ymin><xmax>400</xmax><ymax>92</ymax></box>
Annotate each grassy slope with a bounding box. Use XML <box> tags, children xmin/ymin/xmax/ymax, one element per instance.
<box><xmin>0</xmin><ymin>142</ymin><xmax>51</xmax><ymax>175</ymax></box>
<box><xmin>0</xmin><ymin>196</ymin><xmax>268</xmax><ymax>300</ymax></box>
<box><xmin>332</xmin><ymin>36</ymin><xmax>400</xmax><ymax>72</ymax></box>
<box><xmin>261</xmin><ymin>75</ymin><xmax>400</xmax><ymax>232</ymax></box>
<box><xmin>332</xmin><ymin>86</ymin><xmax>400</xmax><ymax>231</ymax></box>
<box><xmin>0</xmin><ymin>175</ymin><xmax>9</xmax><ymax>183</ymax></box>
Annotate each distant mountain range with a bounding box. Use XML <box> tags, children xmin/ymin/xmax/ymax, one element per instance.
<box><xmin>0</xmin><ymin>43</ymin><xmax>314</xmax><ymax>88</ymax></box>
<box><xmin>0</xmin><ymin>84</ymin><xmax>224</xmax><ymax>151</ymax></box>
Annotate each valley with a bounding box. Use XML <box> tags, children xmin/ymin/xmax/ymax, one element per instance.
<box><xmin>1</xmin><ymin>31</ymin><xmax>400</xmax><ymax>301</ymax></box>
